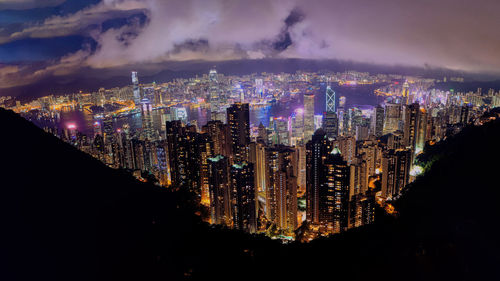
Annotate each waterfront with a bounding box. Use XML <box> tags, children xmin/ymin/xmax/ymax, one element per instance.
<box><xmin>49</xmin><ymin>83</ymin><xmax>384</xmax><ymax>136</ymax></box>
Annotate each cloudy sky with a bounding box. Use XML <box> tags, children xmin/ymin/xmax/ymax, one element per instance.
<box><xmin>1</xmin><ymin>0</ymin><xmax>499</xmax><ymax>92</ymax></box>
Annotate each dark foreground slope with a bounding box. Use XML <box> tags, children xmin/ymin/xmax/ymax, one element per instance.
<box><xmin>1</xmin><ymin>107</ymin><xmax>500</xmax><ymax>281</ymax></box>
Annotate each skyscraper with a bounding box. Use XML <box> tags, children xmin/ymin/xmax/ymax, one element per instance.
<box><xmin>304</xmin><ymin>93</ymin><xmax>315</xmax><ymax>141</ymax></box>
<box><xmin>209</xmin><ymin>69</ymin><xmax>219</xmax><ymax>110</ymax></box>
<box><xmin>230</xmin><ymin>162</ymin><xmax>257</xmax><ymax>233</ymax></box>
<box><xmin>141</xmin><ymin>98</ymin><xmax>154</xmax><ymax>140</ymax></box>
<box><xmin>255</xmin><ymin>78</ymin><xmax>264</xmax><ymax>97</ymax></box>
<box><xmin>381</xmin><ymin>149</ymin><xmax>411</xmax><ymax>199</ymax></box>
<box><xmin>306</xmin><ymin>129</ymin><xmax>332</xmax><ymax>224</ymax></box>
<box><xmin>202</xmin><ymin>120</ymin><xmax>231</xmax><ymax>157</ymax></box>
<box><xmin>131</xmin><ymin>71</ymin><xmax>140</xmax><ymax>106</ymax></box>
<box><xmin>198</xmin><ymin>133</ymin><xmax>213</xmax><ymax>206</ymax></box>
<box><xmin>208</xmin><ymin>155</ymin><xmax>232</xmax><ymax>226</ymax></box>
<box><xmin>165</xmin><ymin>120</ymin><xmax>189</xmax><ymax>189</ymax></box>
<box><xmin>272</xmin><ymin>117</ymin><xmax>289</xmax><ymax>145</ymax></box>
<box><xmin>209</xmin><ymin>69</ymin><xmax>224</xmax><ymax>122</ymax></box>
<box><xmin>383</xmin><ymin>103</ymin><xmax>401</xmax><ymax>134</ymax></box>
<box><xmin>265</xmin><ymin>145</ymin><xmax>298</xmax><ymax>234</ymax></box>
<box><xmin>326</xmin><ymin>86</ymin><xmax>336</xmax><ymax>113</ymax></box>
<box><xmin>338</xmin><ymin>96</ymin><xmax>346</xmax><ymax>109</ymax></box>
<box><xmin>249</xmin><ymin>141</ymin><xmax>267</xmax><ymax>221</ymax></box>
<box><xmin>323</xmin><ymin>113</ymin><xmax>338</xmax><ymax>140</ymax></box>
<box><xmin>403</xmin><ymin>103</ymin><xmax>420</xmax><ymax>150</ymax></box>
<box><xmin>372</xmin><ymin>105</ymin><xmax>385</xmax><ymax>137</ymax></box>
<box><xmin>227</xmin><ymin>103</ymin><xmax>250</xmax><ymax>163</ymax></box>
<box><xmin>306</xmin><ymin>129</ymin><xmax>349</xmax><ymax>234</ymax></box>
<box><xmin>322</xmin><ymin>147</ymin><xmax>350</xmax><ymax>234</ymax></box>
<box><xmin>290</xmin><ymin>109</ymin><xmax>304</xmax><ymax>145</ymax></box>
<box><xmin>415</xmin><ymin>108</ymin><xmax>428</xmax><ymax>154</ymax></box>
<box><xmin>402</xmin><ymin>80</ymin><xmax>410</xmax><ymax>105</ymax></box>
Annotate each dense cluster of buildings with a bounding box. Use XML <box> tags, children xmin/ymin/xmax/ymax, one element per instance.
<box><xmin>4</xmin><ymin>69</ymin><xmax>500</xmax><ymax>241</ymax></box>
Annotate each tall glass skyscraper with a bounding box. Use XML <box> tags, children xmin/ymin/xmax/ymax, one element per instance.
<box><xmin>304</xmin><ymin>93</ymin><xmax>315</xmax><ymax>141</ymax></box>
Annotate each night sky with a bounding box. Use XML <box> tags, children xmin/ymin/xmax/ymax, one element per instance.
<box><xmin>1</xmin><ymin>0</ymin><xmax>500</xmax><ymax>94</ymax></box>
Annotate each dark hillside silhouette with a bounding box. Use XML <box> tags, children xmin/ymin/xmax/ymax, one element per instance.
<box><xmin>1</xmin><ymin>107</ymin><xmax>500</xmax><ymax>281</ymax></box>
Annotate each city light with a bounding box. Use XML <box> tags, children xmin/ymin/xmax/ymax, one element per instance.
<box><xmin>410</xmin><ymin>165</ymin><xmax>424</xmax><ymax>177</ymax></box>
<box><xmin>6</xmin><ymin>68</ymin><xmax>495</xmax><ymax>242</ymax></box>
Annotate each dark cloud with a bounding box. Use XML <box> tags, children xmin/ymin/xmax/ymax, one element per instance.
<box><xmin>284</xmin><ymin>7</ymin><xmax>304</xmax><ymax>27</ymax></box>
<box><xmin>273</xmin><ymin>7</ymin><xmax>304</xmax><ymax>52</ymax></box>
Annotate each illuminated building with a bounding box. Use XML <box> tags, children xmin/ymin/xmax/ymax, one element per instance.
<box><xmin>460</xmin><ymin>104</ymin><xmax>471</xmax><ymax>126</ymax></box>
<box><xmin>383</xmin><ymin>103</ymin><xmax>401</xmax><ymax>134</ymax></box>
<box><xmin>227</xmin><ymin>103</ymin><xmax>250</xmax><ymax>163</ymax></box>
<box><xmin>304</xmin><ymin>93</ymin><xmax>315</xmax><ymax>141</ymax></box>
<box><xmin>324</xmin><ymin>90</ymin><xmax>338</xmax><ymax>140</ymax></box>
<box><xmin>336</xmin><ymin>136</ymin><xmax>356</xmax><ymax>165</ymax></box>
<box><xmin>154</xmin><ymin>140</ymin><xmax>169</xmax><ymax>186</ymax></box>
<box><xmin>209</xmin><ymin>69</ymin><xmax>224</xmax><ymax>122</ymax></box>
<box><xmin>165</xmin><ymin>120</ymin><xmax>188</xmax><ymax>189</ymax></box>
<box><xmin>102</xmin><ymin>118</ymin><xmax>118</xmax><ymax>167</ymax></box>
<box><xmin>306</xmin><ymin>129</ymin><xmax>332</xmax><ymax>224</ymax></box>
<box><xmin>208</xmin><ymin>155</ymin><xmax>232</xmax><ymax>226</ymax></box>
<box><xmin>381</xmin><ymin>149</ymin><xmax>411</xmax><ymax>198</ymax></box>
<box><xmin>403</xmin><ymin>103</ymin><xmax>420</xmax><ymax>150</ymax></box>
<box><xmin>257</xmin><ymin>122</ymin><xmax>268</xmax><ymax>144</ymax></box>
<box><xmin>314</xmin><ymin>114</ymin><xmax>323</xmax><ymax>130</ymax></box>
<box><xmin>265</xmin><ymin>145</ymin><xmax>298</xmax><ymax>234</ymax></box>
<box><xmin>338</xmin><ymin>96</ymin><xmax>346</xmax><ymax>109</ymax></box>
<box><xmin>198</xmin><ymin>133</ymin><xmax>213</xmax><ymax>205</ymax></box>
<box><xmin>355</xmin><ymin>124</ymin><xmax>369</xmax><ymax>141</ymax></box>
<box><xmin>102</xmin><ymin>118</ymin><xmax>114</xmax><ymax>143</ymax></box>
<box><xmin>203</xmin><ymin>120</ymin><xmax>231</xmax><ymax>157</ymax></box>
<box><xmin>306</xmin><ymin>130</ymin><xmax>349</xmax><ymax>234</ymax></box>
<box><xmin>402</xmin><ymin>80</ymin><xmax>410</xmax><ymax>105</ymax></box>
<box><xmin>230</xmin><ymin>162</ymin><xmax>257</xmax><ymax>233</ymax></box>
<box><xmin>356</xmin><ymin>140</ymin><xmax>379</xmax><ymax>194</ymax></box>
<box><xmin>171</xmin><ymin>107</ymin><xmax>188</xmax><ymax>123</ymax></box>
<box><xmin>323</xmin><ymin>147</ymin><xmax>350</xmax><ymax>234</ymax></box>
<box><xmin>372</xmin><ymin>105</ymin><xmax>385</xmax><ymax>137</ymax></box>
<box><xmin>296</xmin><ymin>144</ymin><xmax>307</xmax><ymax>195</ymax></box>
<box><xmin>271</xmin><ymin>117</ymin><xmax>289</xmax><ymax>145</ymax></box>
<box><xmin>290</xmin><ymin>109</ymin><xmax>304</xmax><ymax>145</ymax></box>
<box><xmin>93</xmin><ymin>121</ymin><xmax>102</xmax><ymax>139</ymax></box>
<box><xmin>249</xmin><ymin>141</ymin><xmax>267</xmax><ymax>219</ymax></box>
<box><xmin>255</xmin><ymin>78</ymin><xmax>264</xmax><ymax>97</ymax></box>
<box><xmin>415</xmin><ymin>108</ymin><xmax>428</xmax><ymax>154</ymax></box>
<box><xmin>387</xmin><ymin>131</ymin><xmax>405</xmax><ymax>150</ymax></box>
<box><xmin>326</xmin><ymin>86</ymin><xmax>336</xmax><ymax>113</ymax></box>
<box><xmin>141</xmin><ymin>98</ymin><xmax>154</xmax><ymax>140</ymax></box>
<box><xmin>132</xmin><ymin>71</ymin><xmax>140</xmax><ymax>106</ymax></box>
<box><xmin>249</xmin><ymin>141</ymin><xmax>267</xmax><ymax>193</ymax></box>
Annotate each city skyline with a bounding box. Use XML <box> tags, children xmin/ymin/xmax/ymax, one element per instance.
<box><xmin>4</xmin><ymin>67</ymin><xmax>499</xmax><ymax>241</ymax></box>
<box><xmin>2</xmin><ymin>1</ymin><xmax>500</xmax><ymax>280</ymax></box>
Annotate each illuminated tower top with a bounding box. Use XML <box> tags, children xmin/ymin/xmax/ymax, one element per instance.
<box><xmin>402</xmin><ymin>81</ymin><xmax>409</xmax><ymax>96</ymax></box>
<box><xmin>132</xmin><ymin>71</ymin><xmax>138</xmax><ymax>85</ymax></box>
<box><xmin>132</xmin><ymin>71</ymin><xmax>140</xmax><ymax>105</ymax></box>
<box><xmin>326</xmin><ymin>86</ymin><xmax>336</xmax><ymax>113</ymax></box>
<box><xmin>402</xmin><ymin>81</ymin><xmax>410</xmax><ymax>105</ymax></box>
<box><xmin>209</xmin><ymin>69</ymin><xmax>218</xmax><ymax>82</ymax></box>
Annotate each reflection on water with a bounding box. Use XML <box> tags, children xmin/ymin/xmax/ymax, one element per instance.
<box><xmin>55</xmin><ymin>84</ymin><xmax>383</xmax><ymax>136</ymax></box>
